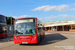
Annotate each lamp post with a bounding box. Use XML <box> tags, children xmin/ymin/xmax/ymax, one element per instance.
<box><xmin>11</xmin><ymin>11</ymin><xmax>15</xmax><ymax>25</ymax></box>
<box><xmin>11</xmin><ymin>12</ymin><xmax>12</xmax><ymax>25</ymax></box>
<box><xmin>10</xmin><ymin>11</ymin><xmax>15</xmax><ymax>32</ymax></box>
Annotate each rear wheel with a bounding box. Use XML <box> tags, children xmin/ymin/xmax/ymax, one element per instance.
<box><xmin>43</xmin><ymin>32</ymin><xmax>45</xmax><ymax>38</ymax></box>
<box><xmin>38</xmin><ymin>35</ymin><xmax>42</xmax><ymax>43</ymax></box>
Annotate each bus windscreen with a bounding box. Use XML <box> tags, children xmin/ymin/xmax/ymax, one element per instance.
<box><xmin>14</xmin><ymin>18</ymin><xmax>36</xmax><ymax>36</ymax></box>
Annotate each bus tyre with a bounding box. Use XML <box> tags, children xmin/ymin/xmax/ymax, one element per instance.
<box><xmin>43</xmin><ymin>35</ymin><xmax>44</xmax><ymax>38</ymax></box>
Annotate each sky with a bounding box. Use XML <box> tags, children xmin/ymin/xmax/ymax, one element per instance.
<box><xmin>0</xmin><ymin>0</ymin><xmax>75</xmax><ymax>22</ymax></box>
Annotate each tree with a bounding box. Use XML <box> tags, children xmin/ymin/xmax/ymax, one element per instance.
<box><xmin>6</xmin><ymin>17</ymin><xmax>15</xmax><ymax>25</ymax></box>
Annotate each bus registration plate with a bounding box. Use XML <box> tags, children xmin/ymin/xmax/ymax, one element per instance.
<box><xmin>22</xmin><ymin>42</ymin><xmax>28</xmax><ymax>44</ymax></box>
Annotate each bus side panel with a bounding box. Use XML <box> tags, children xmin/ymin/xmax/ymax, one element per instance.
<box><xmin>43</xmin><ymin>31</ymin><xmax>45</xmax><ymax>38</ymax></box>
<box><xmin>37</xmin><ymin>32</ymin><xmax>40</xmax><ymax>43</ymax></box>
<box><xmin>37</xmin><ymin>19</ymin><xmax>41</xmax><ymax>43</ymax></box>
<box><xmin>0</xmin><ymin>33</ymin><xmax>7</xmax><ymax>38</ymax></box>
<box><xmin>37</xmin><ymin>19</ymin><xmax>45</xmax><ymax>42</ymax></box>
<box><xmin>0</xmin><ymin>33</ymin><xmax>4</xmax><ymax>38</ymax></box>
<box><xmin>35</xmin><ymin>18</ymin><xmax>39</xmax><ymax>43</ymax></box>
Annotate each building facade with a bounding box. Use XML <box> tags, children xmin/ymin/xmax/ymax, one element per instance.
<box><xmin>42</xmin><ymin>20</ymin><xmax>75</xmax><ymax>32</ymax></box>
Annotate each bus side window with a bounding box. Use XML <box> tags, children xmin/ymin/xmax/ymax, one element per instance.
<box><xmin>41</xmin><ymin>27</ymin><xmax>43</xmax><ymax>32</ymax></box>
<box><xmin>38</xmin><ymin>28</ymin><xmax>42</xmax><ymax>33</ymax></box>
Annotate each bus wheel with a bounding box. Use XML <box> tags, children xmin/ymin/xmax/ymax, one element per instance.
<box><xmin>43</xmin><ymin>33</ymin><xmax>45</xmax><ymax>38</ymax></box>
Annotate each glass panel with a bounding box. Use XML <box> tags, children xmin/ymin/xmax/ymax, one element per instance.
<box><xmin>0</xmin><ymin>22</ymin><xmax>6</xmax><ymax>25</ymax></box>
<box><xmin>0</xmin><ymin>16</ymin><xmax>6</xmax><ymax>22</ymax></box>
<box><xmin>0</xmin><ymin>16</ymin><xmax>6</xmax><ymax>25</ymax></box>
<box><xmin>0</xmin><ymin>26</ymin><xmax>7</xmax><ymax>33</ymax></box>
<box><xmin>14</xmin><ymin>18</ymin><xmax>36</xmax><ymax>36</ymax></box>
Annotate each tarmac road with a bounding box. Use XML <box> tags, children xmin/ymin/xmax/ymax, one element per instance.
<box><xmin>0</xmin><ymin>31</ymin><xmax>75</xmax><ymax>50</ymax></box>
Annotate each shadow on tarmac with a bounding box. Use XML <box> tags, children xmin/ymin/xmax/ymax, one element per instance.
<box><xmin>20</xmin><ymin>33</ymin><xmax>68</xmax><ymax>46</ymax></box>
<box><xmin>0</xmin><ymin>37</ymin><xmax>13</xmax><ymax>43</ymax></box>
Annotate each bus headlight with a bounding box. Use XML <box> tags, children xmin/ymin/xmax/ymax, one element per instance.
<box><xmin>14</xmin><ymin>37</ymin><xmax>18</xmax><ymax>40</ymax></box>
<box><xmin>32</xmin><ymin>36</ymin><xmax>36</xmax><ymax>40</ymax></box>
<box><xmin>32</xmin><ymin>35</ymin><xmax>36</xmax><ymax>40</ymax></box>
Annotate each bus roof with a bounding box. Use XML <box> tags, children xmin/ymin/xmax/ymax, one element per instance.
<box><xmin>15</xmin><ymin>17</ymin><xmax>37</xmax><ymax>20</ymax></box>
<box><xmin>0</xmin><ymin>14</ymin><xmax>6</xmax><ymax>17</ymax></box>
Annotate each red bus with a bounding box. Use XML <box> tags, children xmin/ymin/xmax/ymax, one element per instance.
<box><xmin>14</xmin><ymin>17</ymin><xmax>45</xmax><ymax>44</ymax></box>
<box><xmin>0</xmin><ymin>15</ymin><xmax>7</xmax><ymax>38</ymax></box>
